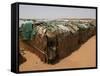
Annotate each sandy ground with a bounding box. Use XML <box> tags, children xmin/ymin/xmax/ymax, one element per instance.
<box><xmin>19</xmin><ymin>36</ymin><xmax>96</xmax><ymax>71</ymax></box>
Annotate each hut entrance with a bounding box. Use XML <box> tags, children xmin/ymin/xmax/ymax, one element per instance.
<box><xmin>46</xmin><ymin>36</ymin><xmax>58</xmax><ymax>64</ymax></box>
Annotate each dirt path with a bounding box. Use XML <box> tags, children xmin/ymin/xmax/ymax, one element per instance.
<box><xmin>19</xmin><ymin>36</ymin><xmax>96</xmax><ymax>71</ymax></box>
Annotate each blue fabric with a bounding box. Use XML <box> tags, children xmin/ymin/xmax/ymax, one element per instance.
<box><xmin>21</xmin><ymin>22</ymin><xmax>37</xmax><ymax>40</ymax></box>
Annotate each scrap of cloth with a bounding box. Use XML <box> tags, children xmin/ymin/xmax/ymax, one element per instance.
<box><xmin>21</xmin><ymin>22</ymin><xmax>37</xmax><ymax>40</ymax></box>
